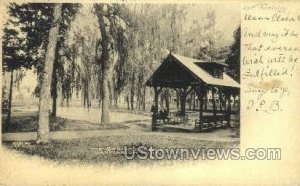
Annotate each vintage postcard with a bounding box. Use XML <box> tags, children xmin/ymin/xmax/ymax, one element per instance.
<box><xmin>0</xmin><ymin>0</ymin><xmax>299</xmax><ymax>185</ymax></box>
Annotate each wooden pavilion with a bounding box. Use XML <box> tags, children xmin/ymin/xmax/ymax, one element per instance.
<box><xmin>146</xmin><ymin>52</ymin><xmax>240</xmax><ymax>131</ymax></box>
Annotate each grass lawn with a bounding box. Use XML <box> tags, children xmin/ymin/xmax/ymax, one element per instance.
<box><xmin>2</xmin><ymin>112</ymin><xmax>129</xmax><ymax>133</ymax></box>
<box><xmin>4</xmin><ymin>135</ymin><xmax>239</xmax><ymax>165</ymax></box>
<box><xmin>3</xmin><ymin>104</ymin><xmax>239</xmax><ymax>165</ymax></box>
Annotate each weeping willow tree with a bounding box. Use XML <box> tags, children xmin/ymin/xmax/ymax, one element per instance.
<box><xmin>93</xmin><ymin>4</ymin><xmax>131</xmax><ymax>124</ymax></box>
<box><xmin>50</xmin><ymin>4</ymin><xmax>81</xmax><ymax>116</ymax></box>
<box><xmin>181</xmin><ymin>8</ymin><xmax>225</xmax><ymax>61</ymax></box>
<box><xmin>62</xmin><ymin>27</ymin><xmax>99</xmax><ymax>109</ymax></box>
<box><xmin>120</xmin><ymin>4</ymin><xmax>187</xmax><ymax>111</ymax></box>
<box><xmin>61</xmin><ymin>4</ymin><xmax>131</xmax><ymax>124</ymax></box>
<box><xmin>61</xmin><ymin>4</ymin><xmax>190</xmax><ymax>120</ymax></box>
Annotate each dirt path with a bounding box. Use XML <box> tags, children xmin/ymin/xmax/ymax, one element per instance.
<box><xmin>2</xmin><ymin>106</ymin><xmax>239</xmax><ymax>143</ymax></box>
<box><xmin>2</xmin><ymin>123</ymin><xmax>239</xmax><ymax>142</ymax></box>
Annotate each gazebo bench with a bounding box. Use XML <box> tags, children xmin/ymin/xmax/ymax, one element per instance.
<box><xmin>154</xmin><ymin>112</ymin><xmax>188</xmax><ymax>125</ymax></box>
<box><xmin>167</xmin><ymin>112</ymin><xmax>188</xmax><ymax>124</ymax></box>
<box><xmin>195</xmin><ymin>115</ymin><xmax>228</xmax><ymax>129</ymax></box>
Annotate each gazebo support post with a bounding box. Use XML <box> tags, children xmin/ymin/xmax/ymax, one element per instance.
<box><xmin>199</xmin><ymin>97</ymin><xmax>203</xmax><ymax>130</ymax></box>
<box><xmin>152</xmin><ymin>86</ymin><xmax>161</xmax><ymax>131</ymax></box>
<box><xmin>237</xmin><ymin>89</ymin><xmax>240</xmax><ymax>113</ymax></box>
<box><xmin>219</xmin><ymin>88</ymin><xmax>223</xmax><ymax>112</ymax></box>
<box><xmin>225</xmin><ymin>89</ymin><xmax>231</xmax><ymax>127</ymax></box>
<box><xmin>193</xmin><ymin>84</ymin><xmax>204</xmax><ymax>130</ymax></box>
<box><xmin>199</xmin><ymin>88</ymin><xmax>204</xmax><ymax>130</ymax></box>
<box><xmin>204</xmin><ymin>95</ymin><xmax>207</xmax><ymax>111</ymax></box>
<box><xmin>211</xmin><ymin>87</ymin><xmax>217</xmax><ymax>126</ymax></box>
<box><xmin>223</xmin><ymin>90</ymin><xmax>228</xmax><ymax>126</ymax></box>
<box><xmin>179</xmin><ymin>87</ymin><xmax>187</xmax><ymax>116</ymax></box>
<box><xmin>178</xmin><ymin>87</ymin><xmax>192</xmax><ymax>122</ymax></box>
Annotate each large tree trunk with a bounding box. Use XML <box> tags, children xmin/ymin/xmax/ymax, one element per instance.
<box><xmin>51</xmin><ymin>67</ymin><xmax>58</xmax><ymax>117</ymax></box>
<box><xmin>37</xmin><ymin>4</ymin><xmax>62</xmax><ymax>143</ymax></box>
<box><xmin>51</xmin><ymin>39</ymin><xmax>60</xmax><ymax>117</ymax></box>
<box><xmin>6</xmin><ymin>69</ymin><xmax>14</xmax><ymax>124</ymax></box>
<box><xmin>101</xmin><ymin>71</ymin><xmax>110</xmax><ymax>123</ymax></box>
<box><xmin>108</xmin><ymin>82</ymin><xmax>113</xmax><ymax>109</ymax></box>
<box><xmin>95</xmin><ymin>4</ymin><xmax>112</xmax><ymax>124</ymax></box>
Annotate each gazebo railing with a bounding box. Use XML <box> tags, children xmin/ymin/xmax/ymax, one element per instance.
<box><xmin>168</xmin><ymin>111</ymin><xmax>188</xmax><ymax>124</ymax></box>
<box><xmin>195</xmin><ymin>114</ymin><xmax>229</xmax><ymax>129</ymax></box>
<box><xmin>153</xmin><ymin>111</ymin><xmax>188</xmax><ymax>125</ymax></box>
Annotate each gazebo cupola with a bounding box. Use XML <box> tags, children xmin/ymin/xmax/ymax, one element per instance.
<box><xmin>195</xmin><ymin>60</ymin><xmax>228</xmax><ymax>79</ymax></box>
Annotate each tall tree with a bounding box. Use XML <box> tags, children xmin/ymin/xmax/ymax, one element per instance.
<box><xmin>94</xmin><ymin>4</ymin><xmax>111</xmax><ymax>124</ymax></box>
<box><xmin>182</xmin><ymin>9</ymin><xmax>224</xmax><ymax>61</ymax></box>
<box><xmin>37</xmin><ymin>3</ymin><xmax>62</xmax><ymax>143</ymax></box>
<box><xmin>4</xmin><ymin>3</ymin><xmax>51</xmax><ymax>125</ymax></box>
<box><xmin>2</xmin><ymin>27</ymin><xmax>26</xmax><ymax>124</ymax></box>
<box><xmin>50</xmin><ymin>3</ymin><xmax>81</xmax><ymax>116</ymax></box>
<box><xmin>226</xmin><ymin>25</ymin><xmax>241</xmax><ymax>82</ymax></box>
<box><xmin>122</xmin><ymin>4</ymin><xmax>187</xmax><ymax>111</ymax></box>
<box><xmin>94</xmin><ymin>4</ymin><xmax>130</xmax><ymax>124</ymax></box>
<box><xmin>7</xmin><ymin>3</ymin><xmax>80</xmax><ymax>117</ymax></box>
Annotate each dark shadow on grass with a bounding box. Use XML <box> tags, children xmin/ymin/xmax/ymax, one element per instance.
<box><xmin>154</xmin><ymin>125</ymin><xmax>230</xmax><ymax>133</ymax></box>
<box><xmin>3</xmin><ymin>135</ymin><xmax>239</xmax><ymax>166</ymax></box>
<box><xmin>2</xmin><ymin>112</ymin><xmax>130</xmax><ymax>133</ymax></box>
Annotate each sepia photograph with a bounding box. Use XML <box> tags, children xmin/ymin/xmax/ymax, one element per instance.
<box><xmin>1</xmin><ymin>2</ymin><xmax>241</xmax><ymax>165</ymax></box>
<box><xmin>3</xmin><ymin>1</ymin><xmax>300</xmax><ymax>185</ymax></box>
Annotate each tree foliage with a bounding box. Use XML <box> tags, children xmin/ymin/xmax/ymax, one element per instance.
<box><xmin>3</xmin><ymin>3</ymin><xmax>240</xmax><ymax>126</ymax></box>
<box><xmin>226</xmin><ymin>25</ymin><xmax>241</xmax><ymax>82</ymax></box>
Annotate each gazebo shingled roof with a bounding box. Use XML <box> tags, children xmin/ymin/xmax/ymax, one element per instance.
<box><xmin>146</xmin><ymin>53</ymin><xmax>240</xmax><ymax>88</ymax></box>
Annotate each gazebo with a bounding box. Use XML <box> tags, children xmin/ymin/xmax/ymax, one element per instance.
<box><xmin>146</xmin><ymin>52</ymin><xmax>240</xmax><ymax>131</ymax></box>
